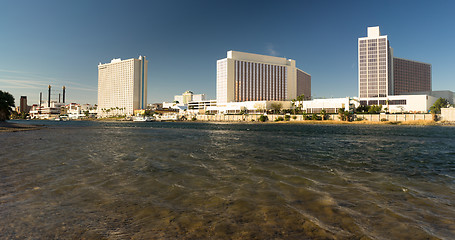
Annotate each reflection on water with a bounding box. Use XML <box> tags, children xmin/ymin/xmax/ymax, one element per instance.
<box><xmin>1</xmin><ymin>121</ymin><xmax>454</xmax><ymax>239</ymax></box>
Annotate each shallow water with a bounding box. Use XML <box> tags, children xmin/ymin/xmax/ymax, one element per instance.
<box><xmin>1</xmin><ymin>120</ymin><xmax>454</xmax><ymax>239</ymax></box>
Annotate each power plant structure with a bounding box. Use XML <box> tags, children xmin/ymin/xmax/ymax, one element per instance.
<box><xmin>30</xmin><ymin>85</ymin><xmax>67</xmax><ymax>119</ymax></box>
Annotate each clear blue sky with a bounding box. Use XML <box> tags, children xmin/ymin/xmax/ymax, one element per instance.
<box><xmin>1</xmin><ymin>0</ymin><xmax>454</xmax><ymax>105</ymax></box>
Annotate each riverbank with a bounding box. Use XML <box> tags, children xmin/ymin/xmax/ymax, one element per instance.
<box><xmin>272</xmin><ymin>119</ymin><xmax>441</xmax><ymax>125</ymax></box>
<box><xmin>0</xmin><ymin>121</ymin><xmax>44</xmax><ymax>133</ymax></box>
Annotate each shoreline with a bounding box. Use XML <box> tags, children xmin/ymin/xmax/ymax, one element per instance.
<box><xmin>0</xmin><ymin>121</ymin><xmax>45</xmax><ymax>133</ymax></box>
<box><xmin>7</xmin><ymin>118</ymin><xmax>455</xmax><ymax>128</ymax></box>
<box><xmin>190</xmin><ymin>119</ymin><xmax>455</xmax><ymax>126</ymax></box>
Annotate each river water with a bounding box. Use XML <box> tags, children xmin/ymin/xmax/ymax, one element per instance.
<box><xmin>1</xmin><ymin>120</ymin><xmax>454</xmax><ymax>239</ymax></box>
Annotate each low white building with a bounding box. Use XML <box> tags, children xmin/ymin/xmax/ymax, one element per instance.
<box><xmin>360</xmin><ymin>94</ymin><xmax>439</xmax><ymax>113</ymax></box>
<box><xmin>299</xmin><ymin>97</ymin><xmax>355</xmax><ymax>113</ymax></box>
<box><xmin>188</xmin><ymin>100</ymin><xmax>217</xmax><ymax>114</ymax></box>
<box><xmin>65</xmin><ymin>103</ymin><xmax>97</xmax><ymax>119</ymax></box>
<box><xmin>190</xmin><ymin>94</ymin><xmax>445</xmax><ymax>115</ymax></box>
<box><xmin>207</xmin><ymin>101</ymin><xmax>291</xmax><ymax>114</ymax></box>
<box><xmin>162</xmin><ymin>102</ymin><xmax>187</xmax><ymax>112</ymax></box>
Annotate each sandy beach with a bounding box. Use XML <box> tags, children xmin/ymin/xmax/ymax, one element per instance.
<box><xmin>0</xmin><ymin>121</ymin><xmax>44</xmax><ymax>133</ymax></box>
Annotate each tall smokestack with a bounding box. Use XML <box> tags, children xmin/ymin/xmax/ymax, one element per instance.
<box><xmin>48</xmin><ymin>85</ymin><xmax>51</xmax><ymax>107</ymax></box>
<box><xmin>62</xmin><ymin>86</ymin><xmax>66</xmax><ymax>103</ymax></box>
<box><xmin>59</xmin><ymin>93</ymin><xmax>61</xmax><ymax>103</ymax></box>
<box><xmin>39</xmin><ymin>92</ymin><xmax>42</xmax><ymax>114</ymax></box>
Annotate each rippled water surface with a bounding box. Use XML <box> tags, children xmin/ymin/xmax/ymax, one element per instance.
<box><xmin>1</xmin><ymin>120</ymin><xmax>454</xmax><ymax>239</ymax></box>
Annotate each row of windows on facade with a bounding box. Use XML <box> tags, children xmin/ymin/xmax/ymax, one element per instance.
<box><xmin>360</xmin><ymin>70</ymin><xmax>387</xmax><ymax>74</ymax></box>
<box><xmin>359</xmin><ymin>100</ymin><xmax>406</xmax><ymax>105</ymax></box>
<box><xmin>360</xmin><ymin>93</ymin><xmax>389</xmax><ymax>98</ymax></box>
<box><xmin>359</xmin><ymin>38</ymin><xmax>386</xmax><ymax>43</ymax></box>
<box><xmin>359</xmin><ymin>50</ymin><xmax>387</xmax><ymax>55</ymax></box>
<box><xmin>359</xmin><ymin>60</ymin><xmax>387</xmax><ymax>64</ymax></box>
<box><xmin>360</xmin><ymin>85</ymin><xmax>388</xmax><ymax>88</ymax></box>
<box><xmin>235</xmin><ymin>61</ymin><xmax>287</xmax><ymax>77</ymax></box>
<box><xmin>365</xmin><ymin>56</ymin><xmax>387</xmax><ymax>60</ymax></box>
<box><xmin>360</xmin><ymin>81</ymin><xmax>388</xmax><ymax>85</ymax></box>
<box><xmin>234</xmin><ymin>61</ymin><xmax>288</xmax><ymax>101</ymax></box>
<box><xmin>359</xmin><ymin>81</ymin><xmax>387</xmax><ymax>85</ymax></box>
<box><xmin>360</xmin><ymin>52</ymin><xmax>387</xmax><ymax>57</ymax></box>
<box><xmin>360</xmin><ymin>45</ymin><xmax>387</xmax><ymax>49</ymax></box>
<box><xmin>359</xmin><ymin>54</ymin><xmax>387</xmax><ymax>59</ymax></box>
<box><xmin>234</xmin><ymin>79</ymin><xmax>287</xmax><ymax>100</ymax></box>
<box><xmin>360</xmin><ymin>73</ymin><xmax>388</xmax><ymax>77</ymax></box>
<box><xmin>394</xmin><ymin>68</ymin><xmax>431</xmax><ymax>73</ymax></box>
<box><xmin>359</xmin><ymin>65</ymin><xmax>387</xmax><ymax>69</ymax></box>
<box><xmin>359</xmin><ymin>47</ymin><xmax>387</xmax><ymax>52</ymax></box>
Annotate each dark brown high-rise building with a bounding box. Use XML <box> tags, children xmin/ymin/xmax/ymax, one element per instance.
<box><xmin>20</xmin><ymin>96</ymin><xmax>28</xmax><ymax>113</ymax></box>
<box><xmin>393</xmin><ymin>57</ymin><xmax>431</xmax><ymax>95</ymax></box>
<box><xmin>296</xmin><ymin>69</ymin><xmax>311</xmax><ymax>100</ymax></box>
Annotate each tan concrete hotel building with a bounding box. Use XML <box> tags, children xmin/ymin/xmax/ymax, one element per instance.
<box><xmin>217</xmin><ymin>51</ymin><xmax>311</xmax><ymax>103</ymax></box>
<box><xmin>97</xmin><ymin>56</ymin><xmax>148</xmax><ymax>117</ymax></box>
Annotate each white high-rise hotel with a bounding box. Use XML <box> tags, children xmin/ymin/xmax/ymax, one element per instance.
<box><xmin>217</xmin><ymin>51</ymin><xmax>311</xmax><ymax>103</ymax></box>
<box><xmin>97</xmin><ymin>56</ymin><xmax>148</xmax><ymax>117</ymax></box>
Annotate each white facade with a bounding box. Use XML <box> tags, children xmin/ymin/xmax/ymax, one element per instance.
<box><xmin>209</xmin><ymin>101</ymin><xmax>292</xmax><ymax>114</ymax></box>
<box><xmin>404</xmin><ymin>90</ymin><xmax>454</xmax><ymax>105</ymax></box>
<box><xmin>441</xmin><ymin>108</ymin><xmax>455</xmax><ymax>121</ymax></box>
<box><xmin>300</xmin><ymin>98</ymin><xmax>355</xmax><ymax>113</ymax></box>
<box><xmin>187</xmin><ymin>100</ymin><xmax>217</xmax><ymax>114</ymax></box>
<box><xmin>359</xmin><ymin>95</ymin><xmax>438</xmax><ymax>113</ymax></box>
<box><xmin>173</xmin><ymin>90</ymin><xmax>206</xmax><ymax>105</ymax></box>
<box><xmin>216</xmin><ymin>51</ymin><xmax>311</xmax><ymax>103</ymax></box>
<box><xmin>97</xmin><ymin>56</ymin><xmax>148</xmax><ymax>117</ymax></box>
<box><xmin>204</xmin><ymin>99</ymin><xmax>352</xmax><ymax>115</ymax></box>
<box><xmin>65</xmin><ymin>103</ymin><xmax>97</xmax><ymax>119</ymax></box>
<box><xmin>358</xmin><ymin>26</ymin><xmax>393</xmax><ymax>98</ymax></box>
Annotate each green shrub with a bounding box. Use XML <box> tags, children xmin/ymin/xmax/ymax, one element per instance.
<box><xmin>292</xmin><ymin>116</ymin><xmax>297</xmax><ymax>120</ymax></box>
<box><xmin>284</xmin><ymin>115</ymin><xmax>291</xmax><ymax>121</ymax></box>
<box><xmin>275</xmin><ymin>116</ymin><xmax>284</xmax><ymax>122</ymax></box>
<box><xmin>258</xmin><ymin>115</ymin><xmax>268</xmax><ymax>122</ymax></box>
<box><xmin>311</xmin><ymin>113</ymin><xmax>321</xmax><ymax>120</ymax></box>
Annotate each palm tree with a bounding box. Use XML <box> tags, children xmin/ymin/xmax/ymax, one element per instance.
<box><xmin>0</xmin><ymin>90</ymin><xmax>15</xmax><ymax>121</ymax></box>
<box><xmin>291</xmin><ymin>99</ymin><xmax>296</xmax><ymax>114</ymax></box>
<box><xmin>320</xmin><ymin>109</ymin><xmax>327</xmax><ymax>120</ymax></box>
<box><xmin>296</xmin><ymin>94</ymin><xmax>305</xmax><ymax>113</ymax></box>
<box><xmin>385</xmin><ymin>99</ymin><xmax>390</xmax><ymax>113</ymax></box>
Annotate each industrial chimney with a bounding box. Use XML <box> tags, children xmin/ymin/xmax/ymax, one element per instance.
<box><xmin>39</xmin><ymin>92</ymin><xmax>42</xmax><ymax>114</ymax></box>
<box><xmin>48</xmin><ymin>85</ymin><xmax>51</xmax><ymax>107</ymax></box>
<box><xmin>62</xmin><ymin>86</ymin><xmax>66</xmax><ymax>103</ymax></box>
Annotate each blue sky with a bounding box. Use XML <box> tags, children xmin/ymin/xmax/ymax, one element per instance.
<box><xmin>1</xmin><ymin>0</ymin><xmax>454</xmax><ymax>105</ymax></box>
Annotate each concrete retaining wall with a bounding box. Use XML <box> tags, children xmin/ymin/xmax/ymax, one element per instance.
<box><xmin>355</xmin><ymin>114</ymin><xmax>432</xmax><ymax>122</ymax></box>
<box><xmin>194</xmin><ymin>113</ymin><xmax>433</xmax><ymax>122</ymax></box>
<box><xmin>441</xmin><ymin>108</ymin><xmax>455</xmax><ymax>121</ymax></box>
